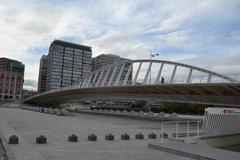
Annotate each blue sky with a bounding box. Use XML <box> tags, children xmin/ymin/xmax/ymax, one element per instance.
<box><xmin>0</xmin><ymin>0</ymin><xmax>240</xmax><ymax>90</ymax></box>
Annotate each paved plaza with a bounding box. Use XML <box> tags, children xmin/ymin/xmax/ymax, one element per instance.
<box><xmin>0</xmin><ymin>107</ymin><xmax>195</xmax><ymax>160</ymax></box>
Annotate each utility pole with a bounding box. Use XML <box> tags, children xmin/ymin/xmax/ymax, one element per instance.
<box><xmin>149</xmin><ymin>50</ymin><xmax>152</xmax><ymax>84</ymax></box>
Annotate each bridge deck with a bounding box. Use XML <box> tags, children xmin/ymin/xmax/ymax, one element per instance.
<box><xmin>24</xmin><ymin>83</ymin><xmax>240</xmax><ymax>106</ymax></box>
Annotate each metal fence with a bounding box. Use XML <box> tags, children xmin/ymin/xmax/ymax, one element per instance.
<box><xmin>160</xmin><ymin>120</ymin><xmax>203</xmax><ymax>143</ymax></box>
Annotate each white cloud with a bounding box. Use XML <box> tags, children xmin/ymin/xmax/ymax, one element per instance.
<box><xmin>0</xmin><ymin>0</ymin><xmax>239</xmax><ymax>90</ymax></box>
<box><xmin>85</xmin><ymin>29</ymin><xmax>151</xmax><ymax>59</ymax></box>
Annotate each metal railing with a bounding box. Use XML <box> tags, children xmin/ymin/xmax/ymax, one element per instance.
<box><xmin>136</xmin><ymin>74</ymin><xmax>240</xmax><ymax>85</ymax></box>
<box><xmin>160</xmin><ymin>120</ymin><xmax>203</xmax><ymax>143</ymax></box>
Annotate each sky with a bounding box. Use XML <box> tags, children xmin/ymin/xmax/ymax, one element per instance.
<box><xmin>0</xmin><ymin>0</ymin><xmax>240</xmax><ymax>90</ymax></box>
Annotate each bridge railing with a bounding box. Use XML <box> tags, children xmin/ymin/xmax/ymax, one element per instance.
<box><xmin>74</xmin><ymin>73</ymin><xmax>240</xmax><ymax>88</ymax></box>
<box><xmin>160</xmin><ymin>74</ymin><xmax>240</xmax><ymax>85</ymax></box>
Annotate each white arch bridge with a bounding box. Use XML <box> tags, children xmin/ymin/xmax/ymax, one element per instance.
<box><xmin>24</xmin><ymin>59</ymin><xmax>240</xmax><ymax>106</ymax></box>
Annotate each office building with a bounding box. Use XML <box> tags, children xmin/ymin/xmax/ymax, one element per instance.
<box><xmin>38</xmin><ymin>55</ymin><xmax>48</xmax><ymax>93</ymax></box>
<box><xmin>0</xmin><ymin>57</ymin><xmax>25</xmax><ymax>100</ymax></box>
<box><xmin>46</xmin><ymin>40</ymin><xmax>92</xmax><ymax>91</ymax></box>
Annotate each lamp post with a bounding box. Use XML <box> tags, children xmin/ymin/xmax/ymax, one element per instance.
<box><xmin>149</xmin><ymin>50</ymin><xmax>159</xmax><ymax>84</ymax></box>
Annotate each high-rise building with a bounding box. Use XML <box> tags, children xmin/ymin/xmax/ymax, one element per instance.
<box><xmin>0</xmin><ymin>57</ymin><xmax>25</xmax><ymax>100</ymax></box>
<box><xmin>46</xmin><ymin>40</ymin><xmax>92</xmax><ymax>91</ymax></box>
<box><xmin>38</xmin><ymin>55</ymin><xmax>48</xmax><ymax>93</ymax></box>
<box><xmin>92</xmin><ymin>54</ymin><xmax>129</xmax><ymax>71</ymax></box>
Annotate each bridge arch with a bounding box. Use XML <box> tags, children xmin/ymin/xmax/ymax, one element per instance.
<box><xmin>76</xmin><ymin>59</ymin><xmax>237</xmax><ymax>88</ymax></box>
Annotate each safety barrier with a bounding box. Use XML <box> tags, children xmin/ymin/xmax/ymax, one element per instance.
<box><xmin>202</xmin><ymin>107</ymin><xmax>240</xmax><ymax>138</ymax></box>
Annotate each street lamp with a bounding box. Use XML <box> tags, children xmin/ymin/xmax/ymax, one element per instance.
<box><xmin>149</xmin><ymin>50</ymin><xmax>160</xmax><ymax>84</ymax></box>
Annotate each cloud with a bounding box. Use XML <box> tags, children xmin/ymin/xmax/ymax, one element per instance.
<box><xmin>85</xmin><ymin>29</ymin><xmax>151</xmax><ymax>59</ymax></box>
<box><xmin>24</xmin><ymin>79</ymin><xmax>38</xmax><ymax>90</ymax></box>
<box><xmin>180</xmin><ymin>53</ymin><xmax>240</xmax><ymax>74</ymax></box>
<box><xmin>0</xmin><ymin>0</ymin><xmax>239</xmax><ymax>90</ymax></box>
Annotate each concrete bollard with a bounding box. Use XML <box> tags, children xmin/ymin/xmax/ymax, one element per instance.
<box><xmin>68</xmin><ymin>134</ymin><xmax>78</xmax><ymax>142</ymax></box>
<box><xmin>148</xmin><ymin>133</ymin><xmax>157</xmax><ymax>139</ymax></box>
<box><xmin>105</xmin><ymin>133</ymin><xmax>114</xmax><ymax>141</ymax></box>
<box><xmin>135</xmin><ymin>133</ymin><xmax>144</xmax><ymax>140</ymax></box>
<box><xmin>36</xmin><ymin>135</ymin><xmax>47</xmax><ymax>144</ymax></box>
<box><xmin>8</xmin><ymin>135</ymin><xmax>19</xmax><ymax>144</ymax></box>
<box><xmin>88</xmin><ymin>134</ymin><xmax>97</xmax><ymax>141</ymax></box>
<box><xmin>160</xmin><ymin>132</ymin><xmax>168</xmax><ymax>138</ymax></box>
<box><xmin>121</xmin><ymin>133</ymin><xmax>130</xmax><ymax>140</ymax></box>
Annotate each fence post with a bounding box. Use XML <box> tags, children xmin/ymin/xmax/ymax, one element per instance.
<box><xmin>161</xmin><ymin>122</ymin><xmax>164</xmax><ymax>143</ymax></box>
<box><xmin>187</xmin><ymin>121</ymin><xmax>190</xmax><ymax>138</ymax></box>
<box><xmin>176</xmin><ymin>121</ymin><xmax>179</xmax><ymax>139</ymax></box>
<box><xmin>197</xmin><ymin>121</ymin><xmax>199</xmax><ymax>137</ymax></box>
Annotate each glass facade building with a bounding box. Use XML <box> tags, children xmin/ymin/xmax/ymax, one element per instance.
<box><xmin>46</xmin><ymin>40</ymin><xmax>92</xmax><ymax>91</ymax></box>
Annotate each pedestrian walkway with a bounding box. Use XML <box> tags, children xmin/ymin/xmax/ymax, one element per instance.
<box><xmin>0</xmin><ymin>107</ymin><xmax>195</xmax><ymax>160</ymax></box>
<box><xmin>149</xmin><ymin>142</ymin><xmax>240</xmax><ymax>160</ymax></box>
